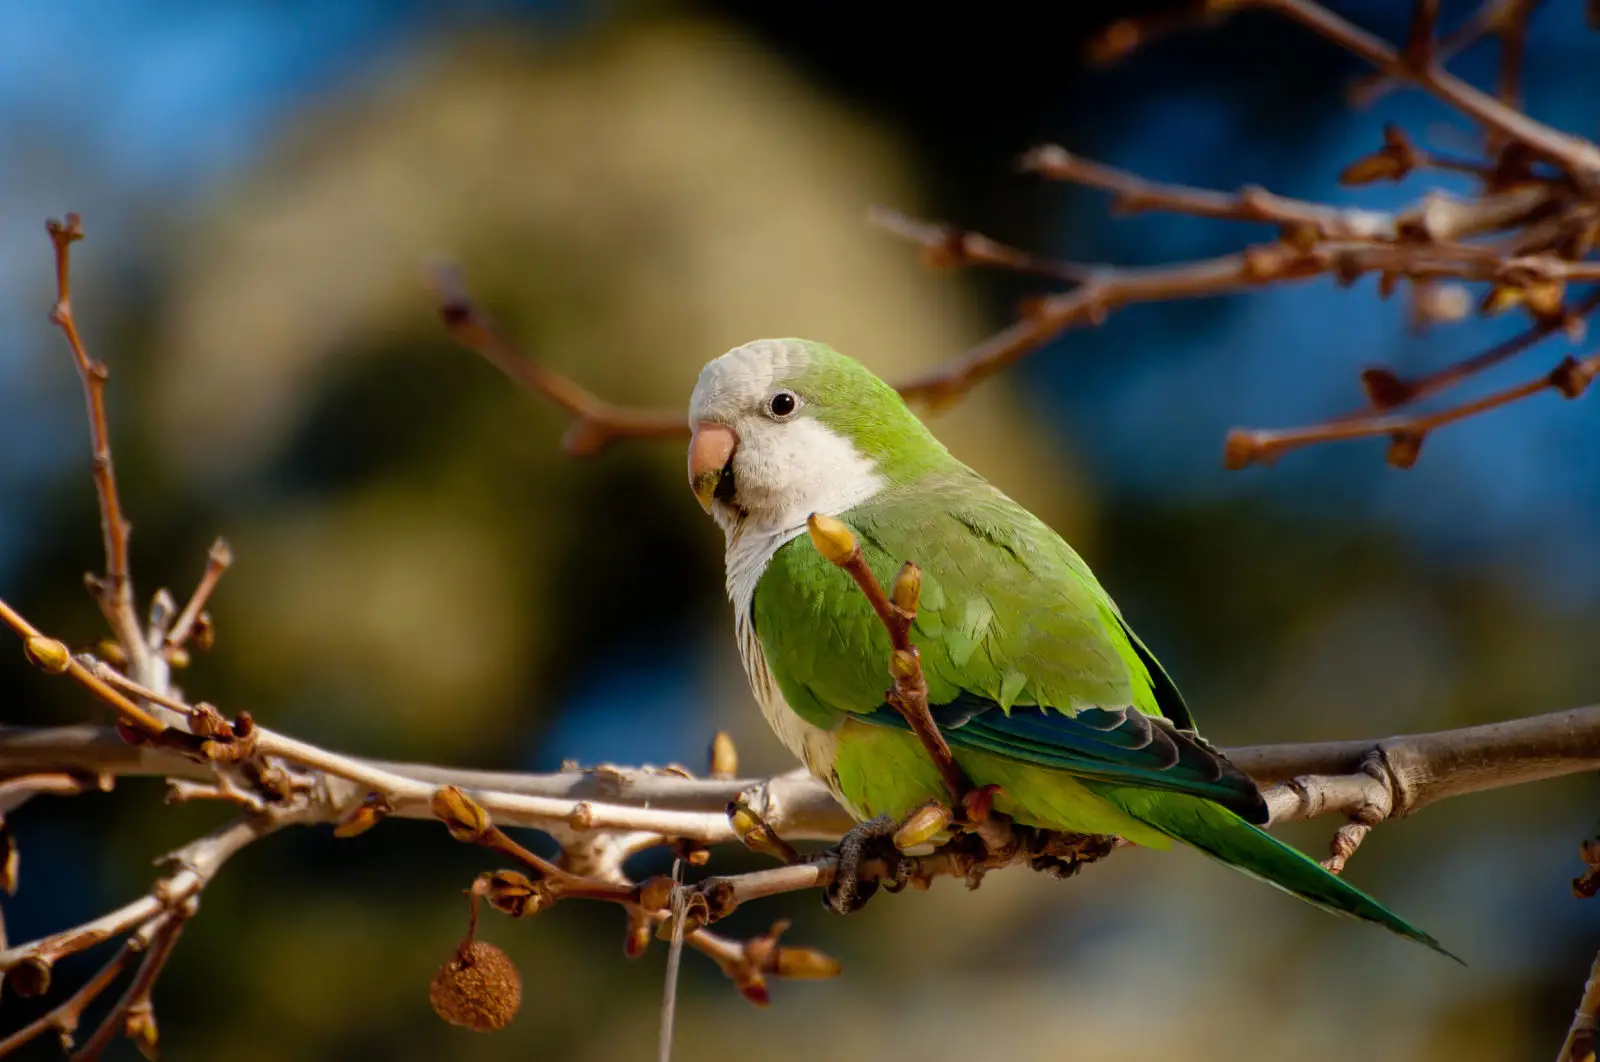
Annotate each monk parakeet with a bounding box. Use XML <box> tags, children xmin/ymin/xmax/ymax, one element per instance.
<box><xmin>687</xmin><ymin>337</ymin><xmax>1451</xmax><ymax>959</ymax></box>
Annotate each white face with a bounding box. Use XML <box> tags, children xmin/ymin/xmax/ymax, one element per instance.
<box><xmin>688</xmin><ymin>339</ymin><xmax>885</xmax><ymax>543</ymax></box>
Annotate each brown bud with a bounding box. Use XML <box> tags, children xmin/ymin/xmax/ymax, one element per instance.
<box><xmin>1338</xmin><ymin>151</ymin><xmax>1406</xmax><ymax>186</ymax></box>
<box><xmin>192</xmin><ymin>611</ymin><xmax>216</xmax><ymax>653</ymax></box>
<box><xmin>637</xmin><ymin>875</ymin><xmax>675</xmax><ymax>913</ymax></box>
<box><xmin>429</xmin><ymin>940</ymin><xmax>522</xmax><ymax>1032</ymax></box>
<box><xmin>1377</xmin><ymin>271</ymin><xmax>1399</xmax><ymax>301</ymax></box>
<box><xmin>1221</xmin><ymin>429</ymin><xmax>1259</xmax><ymax>471</ymax></box>
<box><xmin>125</xmin><ymin>1001</ymin><xmax>159</xmax><ymax>1061</ymax></box>
<box><xmin>805</xmin><ymin>513</ymin><xmax>858</xmax><ymax>567</ymax></box>
<box><xmin>654</xmin><ymin>900</ymin><xmax>709</xmax><ymax>940</ymax></box>
<box><xmin>1360</xmin><ymin>367</ymin><xmax>1414</xmax><ymax>411</ymax></box>
<box><xmin>164</xmin><ymin>645</ymin><xmax>191</xmax><ymax>670</ymax></box>
<box><xmin>774</xmin><ymin>946</ymin><xmax>843</xmax><ymax>980</ymax></box>
<box><xmin>23</xmin><ymin>635</ymin><xmax>70</xmax><ymax>675</ymax></box>
<box><xmin>734</xmin><ymin>969</ymin><xmax>771</xmax><ymax>1006</ymax></box>
<box><xmin>1550</xmin><ymin>356</ymin><xmax>1596</xmax><ymax>400</ymax></box>
<box><xmin>893</xmin><ymin>802</ymin><xmax>952</xmax><ymax>850</ymax></box>
<box><xmin>0</xmin><ymin>821</ymin><xmax>17</xmax><ymax>895</ymax></box>
<box><xmin>708</xmin><ymin>731</ymin><xmax>738</xmax><ymax>779</ymax></box>
<box><xmin>1580</xmin><ymin>837</ymin><xmax>1600</xmax><ymax>865</ymax></box>
<box><xmin>624</xmin><ymin>911</ymin><xmax>653</xmax><ymax>959</ymax></box>
<box><xmin>1523</xmin><ymin>278</ymin><xmax>1565</xmax><ymax>320</ymax></box>
<box><xmin>6</xmin><ymin>956</ymin><xmax>51</xmax><ymax>997</ymax></box>
<box><xmin>479</xmin><ymin>870</ymin><xmax>544</xmax><ymax>919</ymax></box>
<box><xmin>333</xmin><ymin>793</ymin><xmax>393</xmax><ymax>839</ymax></box>
<box><xmin>431</xmin><ymin>786</ymin><xmax>491</xmax><ymax>843</ymax></box>
<box><xmin>890</xmin><ymin>562</ymin><xmax>922</xmax><ymax>615</ymax></box>
<box><xmin>1386</xmin><ymin>430</ymin><xmax>1424</xmax><ymax>470</ymax></box>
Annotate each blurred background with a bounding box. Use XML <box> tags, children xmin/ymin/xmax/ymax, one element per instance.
<box><xmin>1</xmin><ymin>0</ymin><xmax>1597</xmax><ymax>1058</ymax></box>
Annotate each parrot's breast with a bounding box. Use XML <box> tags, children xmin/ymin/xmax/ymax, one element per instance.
<box><xmin>725</xmin><ymin>528</ymin><xmax>845</xmax><ymax>802</ymax></box>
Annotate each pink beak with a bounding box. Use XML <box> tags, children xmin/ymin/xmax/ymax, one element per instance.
<box><xmin>688</xmin><ymin>421</ymin><xmax>738</xmax><ymax>512</ymax></box>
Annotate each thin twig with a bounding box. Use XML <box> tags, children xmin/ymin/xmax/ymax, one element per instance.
<box><xmin>71</xmin><ymin>913</ymin><xmax>186</xmax><ymax>1062</ymax></box>
<box><xmin>0</xmin><ymin>944</ymin><xmax>133</xmax><ymax>1055</ymax></box>
<box><xmin>427</xmin><ymin>263</ymin><xmax>688</xmax><ymax>456</ymax></box>
<box><xmin>804</xmin><ymin>514</ymin><xmax>968</xmax><ymax>806</ymax></box>
<box><xmin>43</xmin><ymin>216</ymin><xmax>145</xmax><ymax>669</ymax></box>
<box><xmin>164</xmin><ymin>538</ymin><xmax>233</xmax><ymax>650</ymax></box>
<box><xmin>1253</xmin><ymin>0</ymin><xmax>1600</xmax><ymax>179</ymax></box>
<box><xmin>1225</xmin><ymin>348</ymin><xmax>1599</xmax><ymax>469</ymax></box>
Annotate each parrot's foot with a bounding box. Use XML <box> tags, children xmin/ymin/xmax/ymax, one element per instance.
<box><xmin>822</xmin><ymin>815</ymin><xmax>917</xmax><ymax>915</ymax></box>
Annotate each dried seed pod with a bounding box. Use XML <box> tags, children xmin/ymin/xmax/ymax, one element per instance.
<box><xmin>429</xmin><ymin>941</ymin><xmax>522</xmax><ymax>1032</ymax></box>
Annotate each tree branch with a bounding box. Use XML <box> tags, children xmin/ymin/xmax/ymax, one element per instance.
<box><xmin>427</xmin><ymin>263</ymin><xmax>689</xmax><ymax>457</ymax></box>
<box><xmin>1252</xmin><ymin>0</ymin><xmax>1600</xmax><ymax>180</ymax></box>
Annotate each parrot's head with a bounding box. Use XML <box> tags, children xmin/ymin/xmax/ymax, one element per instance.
<box><xmin>686</xmin><ymin>338</ymin><xmax>943</xmax><ymax>538</ymax></box>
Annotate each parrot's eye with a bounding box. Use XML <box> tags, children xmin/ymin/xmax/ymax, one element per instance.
<box><xmin>766</xmin><ymin>390</ymin><xmax>800</xmax><ymax>419</ymax></box>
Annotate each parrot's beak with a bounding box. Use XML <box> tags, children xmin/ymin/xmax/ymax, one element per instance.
<box><xmin>688</xmin><ymin>421</ymin><xmax>739</xmax><ymax>513</ymax></box>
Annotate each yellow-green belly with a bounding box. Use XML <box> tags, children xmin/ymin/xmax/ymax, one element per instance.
<box><xmin>829</xmin><ymin>720</ymin><xmax>1171</xmax><ymax>849</ymax></box>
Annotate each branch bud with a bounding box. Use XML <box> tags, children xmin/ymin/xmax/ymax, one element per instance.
<box><xmin>431</xmin><ymin>786</ymin><xmax>491</xmax><ymax>843</ymax></box>
<box><xmin>623</xmin><ymin>911</ymin><xmax>653</xmax><ymax>958</ymax></box>
<box><xmin>125</xmin><ymin>1000</ymin><xmax>159</xmax><ymax>1061</ymax></box>
<box><xmin>892</xmin><ymin>802</ymin><xmax>951</xmax><ymax>850</ymax></box>
<box><xmin>1479</xmin><ymin>283</ymin><xmax>1525</xmax><ymax>316</ymax></box>
<box><xmin>890</xmin><ymin>562</ymin><xmax>922</xmax><ymax>616</ymax></box>
<box><xmin>889</xmin><ymin>648</ymin><xmax>921</xmax><ymax>684</ymax></box>
<box><xmin>333</xmin><ymin>793</ymin><xmax>393</xmax><ymax>839</ymax></box>
<box><xmin>774</xmin><ymin>946</ymin><xmax>843</xmax><ymax>980</ymax></box>
<box><xmin>192</xmin><ymin>611</ymin><xmax>216</xmax><ymax>653</ymax></box>
<box><xmin>429</xmin><ymin>940</ymin><xmax>522</xmax><ymax>1032</ymax></box>
<box><xmin>1385</xmin><ymin>430</ymin><xmax>1424</xmax><ymax>470</ymax></box>
<box><xmin>636</xmin><ymin>875</ymin><xmax>675</xmax><ymax>913</ymax></box>
<box><xmin>23</xmin><ymin>635</ymin><xmax>70</xmax><ymax>675</ymax></box>
<box><xmin>96</xmin><ymin>638</ymin><xmax>129</xmax><ymax>669</ymax></box>
<box><xmin>708</xmin><ymin>730</ymin><xmax>738</xmax><ymax>779</ymax></box>
<box><xmin>478</xmin><ymin>870</ymin><xmax>545</xmax><ymax>918</ymax></box>
<box><xmin>806</xmin><ymin>513</ymin><xmax>858</xmax><ymax>567</ymax></box>
<box><xmin>1523</xmin><ymin>277</ymin><xmax>1565</xmax><ymax>320</ymax></box>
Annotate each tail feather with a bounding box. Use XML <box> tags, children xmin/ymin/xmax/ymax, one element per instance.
<box><xmin>1086</xmin><ymin>782</ymin><xmax>1462</xmax><ymax>964</ymax></box>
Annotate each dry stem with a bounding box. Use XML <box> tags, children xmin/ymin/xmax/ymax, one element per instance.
<box><xmin>427</xmin><ymin>263</ymin><xmax>689</xmax><ymax>456</ymax></box>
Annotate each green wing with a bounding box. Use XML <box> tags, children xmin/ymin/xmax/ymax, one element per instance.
<box><xmin>751</xmin><ymin>469</ymin><xmax>1266</xmax><ymax>822</ymax></box>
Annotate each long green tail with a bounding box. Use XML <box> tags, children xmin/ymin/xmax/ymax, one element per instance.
<box><xmin>1085</xmin><ymin>782</ymin><xmax>1462</xmax><ymax>963</ymax></box>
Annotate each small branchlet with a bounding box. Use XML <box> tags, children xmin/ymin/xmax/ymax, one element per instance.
<box><xmin>805</xmin><ymin>514</ymin><xmax>969</xmax><ymax>807</ymax></box>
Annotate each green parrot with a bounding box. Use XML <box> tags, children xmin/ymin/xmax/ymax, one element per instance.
<box><xmin>686</xmin><ymin>337</ymin><xmax>1454</xmax><ymax>960</ymax></box>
